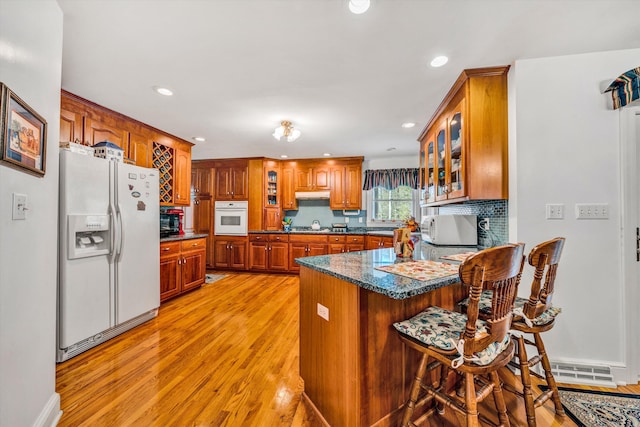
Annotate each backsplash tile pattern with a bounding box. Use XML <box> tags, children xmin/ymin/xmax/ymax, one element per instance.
<box><xmin>438</xmin><ymin>200</ymin><xmax>508</xmax><ymax>248</ymax></box>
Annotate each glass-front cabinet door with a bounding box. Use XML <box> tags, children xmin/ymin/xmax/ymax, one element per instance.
<box><xmin>425</xmin><ymin>135</ymin><xmax>436</xmax><ymax>204</ymax></box>
<box><xmin>419</xmin><ymin>140</ymin><xmax>426</xmax><ymax>204</ymax></box>
<box><xmin>447</xmin><ymin>101</ymin><xmax>464</xmax><ymax>199</ymax></box>
<box><xmin>435</xmin><ymin>121</ymin><xmax>448</xmax><ymax>201</ymax></box>
<box><xmin>264</xmin><ymin>161</ymin><xmax>280</xmax><ymax>207</ymax></box>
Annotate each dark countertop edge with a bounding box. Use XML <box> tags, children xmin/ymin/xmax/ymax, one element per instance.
<box><xmin>296</xmin><ymin>258</ymin><xmax>460</xmax><ymax>300</ymax></box>
<box><xmin>248</xmin><ymin>229</ymin><xmax>416</xmax><ymax>236</ymax></box>
<box><xmin>160</xmin><ymin>233</ymin><xmax>208</xmax><ymax>242</ymax></box>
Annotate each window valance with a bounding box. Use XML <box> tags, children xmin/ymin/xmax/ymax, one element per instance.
<box><xmin>362</xmin><ymin>168</ymin><xmax>420</xmax><ymax>190</ymax></box>
<box><xmin>605</xmin><ymin>67</ymin><xmax>640</xmax><ymax>109</ymax></box>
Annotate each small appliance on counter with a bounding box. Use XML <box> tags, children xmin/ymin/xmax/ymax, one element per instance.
<box><xmin>311</xmin><ymin>220</ymin><xmax>321</xmax><ymax>230</ymax></box>
<box><xmin>331</xmin><ymin>223</ymin><xmax>348</xmax><ymax>233</ymax></box>
<box><xmin>160</xmin><ymin>208</ymin><xmax>184</xmax><ymax>237</ymax></box>
<box><xmin>421</xmin><ymin>214</ymin><xmax>477</xmax><ymax>246</ymax></box>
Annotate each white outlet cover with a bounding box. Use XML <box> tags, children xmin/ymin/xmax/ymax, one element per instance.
<box><xmin>317</xmin><ymin>303</ymin><xmax>329</xmax><ymax>321</ymax></box>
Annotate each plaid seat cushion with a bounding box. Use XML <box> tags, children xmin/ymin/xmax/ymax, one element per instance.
<box><xmin>393</xmin><ymin>306</ymin><xmax>510</xmax><ymax>366</ymax></box>
<box><xmin>458</xmin><ymin>291</ymin><xmax>562</xmax><ymax>326</ymax></box>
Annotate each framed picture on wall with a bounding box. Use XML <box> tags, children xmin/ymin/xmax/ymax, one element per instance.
<box><xmin>0</xmin><ymin>82</ymin><xmax>47</xmax><ymax>176</ymax></box>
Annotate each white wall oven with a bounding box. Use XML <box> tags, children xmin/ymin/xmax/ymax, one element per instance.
<box><xmin>214</xmin><ymin>201</ymin><xmax>248</xmax><ymax>236</ymax></box>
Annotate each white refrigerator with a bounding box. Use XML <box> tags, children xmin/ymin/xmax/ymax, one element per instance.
<box><xmin>58</xmin><ymin>150</ymin><xmax>160</xmax><ymax>362</ymax></box>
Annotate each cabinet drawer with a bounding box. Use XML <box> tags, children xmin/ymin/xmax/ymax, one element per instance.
<box><xmin>328</xmin><ymin>235</ymin><xmax>346</xmax><ymax>243</ymax></box>
<box><xmin>160</xmin><ymin>241</ymin><xmax>181</xmax><ymax>257</ymax></box>
<box><xmin>346</xmin><ymin>235</ymin><xmax>365</xmax><ymax>244</ymax></box>
<box><xmin>289</xmin><ymin>234</ymin><xmax>328</xmax><ymax>243</ymax></box>
<box><xmin>181</xmin><ymin>238</ymin><xmax>206</xmax><ymax>251</ymax></box>
<box><xmin>268</xmin><ymin>234</ymin><xmax>289</xmax><ymax>242</ymax></box>
<box><xmin>249</xmin><ymin>234</ymin><xmax>268</xmax><ymax>242</ymax></box>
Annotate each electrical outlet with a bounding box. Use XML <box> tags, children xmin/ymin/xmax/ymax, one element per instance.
<box><xmin>12</xmin><ymin>193</ymin><xmax>28</xmax><ymax>220</ymax></box>
<box><xmin>483</xmin><ymin>218</ymin><xmax>490</xmax><ymax>230</ymax></box>
<box><xmin>575</xmin><ymin>203</ymin><xmax>609</xmax><ymax>219</ymax></box>
<box><xmin>359</xmin><ymin>217</ymin><xmax>363</xmax><ymax>223</ymax></box>
<box><xmin>345</xmin><ymin>217</ymin><xmax>350</xmax><ymax>223</ymax></box>
<box><xmin>317</xmin><ymin>303</ymin><xmax>329</xmax><ymax>321</ymax></box>
<box><xmin>546</xmin><ymin>204</ymin><xmax>565</xmax><ymax>219</ymax></box>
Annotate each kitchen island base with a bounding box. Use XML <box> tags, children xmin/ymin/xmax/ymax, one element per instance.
<box><xmin>299</xmin><ymin>266</ymin><xmax>467</xmax><ymax>426</ymax></box>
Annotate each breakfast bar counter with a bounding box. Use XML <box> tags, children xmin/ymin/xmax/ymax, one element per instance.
<box><xmin>296</xmin><ymin>243</ymin><xmax>477</xmax><ymax>427</ymax></box>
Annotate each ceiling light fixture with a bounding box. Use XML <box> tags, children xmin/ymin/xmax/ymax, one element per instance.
<box><xmin>401</xmin><ymin>122</ymin><xmax>415</xmax><ymax>128</ymax></box>
<box><xmin>430</xmin><ymin>56</ymin><xmax>449</xmax><ymax>68</ymax></box>
<box><xmin>280</xmin><ymin>154</ymin><xmax>288</xmax><ymax>159</ymax></box>
<box><xmin>192</xmin><ymin>136</ymin><xmax>206</xmax><ymax>142</ymax></box>
<box><xmin>348</xmin><ymin>0</ymin><xmax>370</xmax><ymax>14</ymax></box>
<box><xmin>272</xmin><ymin>120</ymin><xmax>301</xmax><ymax>142</ymax></box>
<box><xmin>323</xmin><ymin>153</ymin><xmax>331</xmax><ymax>157</ymax></box>
<box><xmin>153</xmin><ymin>86</ymin><xmax>173</xmax><ymax>96</ymax></box>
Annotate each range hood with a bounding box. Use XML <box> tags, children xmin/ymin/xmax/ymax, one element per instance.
<box><xmin>295</xmin><ymin>191</ymin><xmax>331</xmax><ymax>200</ymax></box>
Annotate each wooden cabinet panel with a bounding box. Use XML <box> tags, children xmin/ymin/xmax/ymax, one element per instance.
<box><xmin>60</xmin><ymin>108</ymin><xmax>84</xmax><ymax>144</ymax></box>
<box><xmin>160</xmin><ymin>238</ymin><xmax>206</xmax><ymax>302</ymax></box>
<box><xmin>192</xmin><ymin>167</ymin><xmax>213</xmax><ymax>197</ymax></box>
<box><xmin>263</xmin><ymin>206</ymin><xmax>281</xmax><ymax>231</ymax></box>
<box><xmin>84</xmin><ymin>117</ymin><xmax>128</xmax><ymax>148</ymax></box>
<box><xmin>294</xmin><ymin>162</ymin><xmax>331</xmax><ymax>191</ymax></box>
<box><xmin>249</xmin><ymin>242</ymin><xmax>268</xmax><ymax>271</ymax></box>
<box><xmin>159</xmin><ymin>255</ymin><xmax>180</xmax><ymax>301</ymax></box>
<box><xmin>214</xmin><ymin>237</ymin><xmax>248</xmax><ymax>270</ymax></box>
<box><xmin>330</xmin><ymin>161</ymin><xmax>362</xmax><ymax>210</ymax></box>
<box><xmin>128</xmin><ymin>132</ymin><xmax>151</xmax><ymax>168</ymax></box>
<box><xmin>174</xmin><ymin>148</ymin><xmax>191</xmax><ymax>205</ymax></box>
<box><xmin>215</xmin><ymin>165</ymin><xmax>248</xmax><ymax>200</ymax></box>
<box><xmin>268</xmin><ymin>241</ymin><xmax>289</xmax><ymax>271</ymax></box>
<box><xmin>365</xmin><ymin>235</ymin><xmax>394</xmax><ymax>250</ymax></box>
<box><xmin>281</xmin><ymin>165</ymin><xmax>297</xmax><ymax>210</ymax></box>
<box><xmin>248</xmin><ymin>235</ymin><xmax>289</xmax><ymax>272</ymax></box>
<box><xmin>288</xmin><ymin>243</ymin><xmax>308</xmax><ymax>273</ymax></box>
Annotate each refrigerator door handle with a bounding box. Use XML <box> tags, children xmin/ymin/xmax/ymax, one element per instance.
<box><xmin>108</xmin><ymin>203</ymin><xmax>118</xmax><ymax>264</ymax></box>
<box><xmin>115</xmin><ymin>204</ymin><xmax>124</xmax><ymax>262</ymax></box>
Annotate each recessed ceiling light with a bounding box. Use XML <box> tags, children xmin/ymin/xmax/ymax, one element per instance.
<box><xmin>192</xmin><ymin>136</ymin><xmax>206</xmax><ymax>142</ymax></box>
<box><xmin>430</xmin><ymin>56</ymin><xmax>449</xmax><ymax>68</ymax></box>
<box><xmin>349</xmin><ymin>0</ymin><xmax>370</xmax><ymax>14</ymax></box>
<box><xmin>387</xmin><ymin>147</ymin><xmax>397</xmax><ymax>152</ymax></box>
<box><xmin>323</xmin><ymin>153</ymin><xmax>331</xmax><ymax>157</ymax></box>
<box><xmin>153</xmin><ymin>86</ymin><xmax>173</xmax><ymax>96</ymax></box>
<box><xmin>401</xmin><ymin>122</ymin><xmax>415</xmax><ymax>128</ymax></box>
<box><xmin>280</xmin><ymin>154</ymin><xmax>288</xmax><ymax>158</ymax></box>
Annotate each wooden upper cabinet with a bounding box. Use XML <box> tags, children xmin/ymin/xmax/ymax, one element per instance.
<box><xmin>330</xmin><ymin>161</ymin><xmax>362</xmax><ymax>210</ymax></box>
<box><xmin>281</xmin><ymin>164</ymin><xmax>297</xmax><ymax>210</ymax></box>
<box><xmin>192</xmin><ymin>167</ymin><xmax>213</xmax><ymax>197</ymax></box>
<box><xmin>174</xmin><ymin>148</ymin><xmax>191</xmax><ymax>205</ymax></box>
<box><xmin>417</xmin><ymin>66</ymin><xmax>509</xmax><ymax>206</ymax></box>
<box><xmin>215</xmin><ymin>163</ymin><xmax>248</xmax><ymax>200</ymax></box>
<box><xmin>128</xmin><ymin>132</ymin><xmax>151</xmax><ymax>168</ymax></box>
<box><xmin>60</xmin><ymin>108</ymin><xmax>84</xmax><ymax>144</ymax></box>
<box><xmin>84</xmin><ymin>116</ymin><xmax>128</xmax><ymax>149</ymax></box>
<box><xmin>294</xmin><ymin>162</ymin><xmax>330</xmax><ymax>191</ymax></box>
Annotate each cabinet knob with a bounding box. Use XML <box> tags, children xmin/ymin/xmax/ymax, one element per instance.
<box><xmin>162</xmin><ymin>247</ymin><xmax>170</xmax><ymax>251</ymax></box>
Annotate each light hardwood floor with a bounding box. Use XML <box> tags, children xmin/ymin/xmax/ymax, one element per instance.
<box><xmin>56</xmin><ymin>272</ymin><xmax>639</xmax><ymax>426</ymax></box>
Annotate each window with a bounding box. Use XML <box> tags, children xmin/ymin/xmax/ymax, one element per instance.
<box><xmin>367</xmin><ymin>186</ymin><xmax>418</xmax><ymax>226</ymax></box>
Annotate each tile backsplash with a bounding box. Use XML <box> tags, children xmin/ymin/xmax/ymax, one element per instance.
<box><xmin>437</xmin><ymin>200</ymin><xmax>508</xmax><ymax>248</ymax></box>
<box><xmin>284</xmin><ymin>200</ymin><xmax>367</xmax><ymax>228</ymax></box>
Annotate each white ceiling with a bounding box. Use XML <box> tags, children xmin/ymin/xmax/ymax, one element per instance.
<box><xmin>56</xmin><ymin>0</ymin><xmax>640</xmax><ymax>161</ymax></box>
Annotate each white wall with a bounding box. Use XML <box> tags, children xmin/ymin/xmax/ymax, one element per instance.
<box><xmin>510</xmin><ymin>48</ymin><xmax>640</xmax><ymax>376</ymax></box>
<box><xmin>0</xmin><ymin>0</ymin><xmax>63</xmax><ymax>425</ymax></box>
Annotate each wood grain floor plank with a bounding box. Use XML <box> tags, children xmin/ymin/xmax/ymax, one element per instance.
<box><xmin>56</xmin><ymin>272</ymin><xmax>639</xmax><ymax>426</ymax></box>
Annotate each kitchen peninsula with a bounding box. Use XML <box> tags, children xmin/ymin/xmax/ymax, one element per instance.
<box><xmin>296</xmin><ymin>243</ymin><xmax>475</xmax><ymax>426</ymax></box>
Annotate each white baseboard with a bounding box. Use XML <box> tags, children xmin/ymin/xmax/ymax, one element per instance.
<box><xmin>32</xmin><ymin>393</ymin><xmax>62</xmax><ymax>427</ymax></box>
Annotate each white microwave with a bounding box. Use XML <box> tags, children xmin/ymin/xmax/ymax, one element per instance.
<box><xmin>214</xmin><ymin>201</ymin><xmax>248</xmax><ymax>236</ymax></box>
<box><xmin>421</xmin><ymin>214</ymin><xmax>477</xmax><ymax>246</ymax></box>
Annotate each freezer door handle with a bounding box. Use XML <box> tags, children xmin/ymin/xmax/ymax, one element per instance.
<box><xmin>114</xmin><ymin>204</ymin><xmax>124</xmax><ymax>262</ymax></box>
<box><xmin>108</xmin><ymin>204</ymin><xmax>118</xmax><ymax>263</ymax></box>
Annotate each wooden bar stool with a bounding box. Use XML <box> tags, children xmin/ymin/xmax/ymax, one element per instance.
<box><xmin>459</xmin><ymin>237</ymin><xmax>566</xmax><ymax>427</ymax></box>
<box><xmin>393</xmin><ymin>243</ymin><xmax>525</xmax><ymax>427</ymax></box>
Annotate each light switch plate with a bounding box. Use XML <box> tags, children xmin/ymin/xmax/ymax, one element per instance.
<box><xmin>12</xmin><ymin>193</ymin><xmax>27</xmax><ymax>220</ymax></box>
<box><xmin>545</xmin><ymin>204</ymin><xmax>564</xmax><ymax>219</ymax></box>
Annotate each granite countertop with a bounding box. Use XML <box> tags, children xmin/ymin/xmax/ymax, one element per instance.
<box><xmin>160</xmin><ymin>233</ymin><xmax>208</xmax><ymax>243</ymax></box>
<box><xmin>295</xmin><ymin>242</ymin><xmax>479</xmax><ymax>300</ymax></box>
<box><xmin>248</xmin><ymin>228</ymin><xmax>418</xmax><ymax>236</ymax></box>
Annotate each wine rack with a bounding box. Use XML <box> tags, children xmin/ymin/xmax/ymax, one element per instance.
<box><xmin>153</xmin><ymin>142</ymin><xmax>174</xmax><ymax>204</ymax></box>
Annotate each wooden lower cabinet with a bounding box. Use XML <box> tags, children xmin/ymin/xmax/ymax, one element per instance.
<box><xmin>365</xmin><ymin>235</ymin><xmax>394</xmax><ymax>250</ymax></box>
<box><xmin>248</xmin><ymin>234</ymin><xmax>289</xmax><ymax>272</ymax></box>
<box><xmin>160</xmin><ymin>238</ymin><xmax>206</xmax><ymax>302</ymax></box>
<box><xmin>214</xmin><ymin>236</ymin><xmax>248</xmax><ymax>270</ymax></box>
<box><xmin>327</xmin><ymin>235</ymin><xmax>365</xmax><ymax>253</ymax></box>
<box><xmin>288</xmin><ymin>234</ymin><xmax>328</xmax><ymax>273</ymax></box>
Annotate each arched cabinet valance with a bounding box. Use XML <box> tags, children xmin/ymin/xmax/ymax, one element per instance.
<box><xmin>605</xmin><ymin>67</ymin><xmax>640</xmax><ymax>109</ymax></box>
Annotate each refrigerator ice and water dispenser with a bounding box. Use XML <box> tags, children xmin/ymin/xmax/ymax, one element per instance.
<box><xmin>67</xmin><ymin>214</ymin><xmax>110</xmax><ymax>259</ymax></box>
